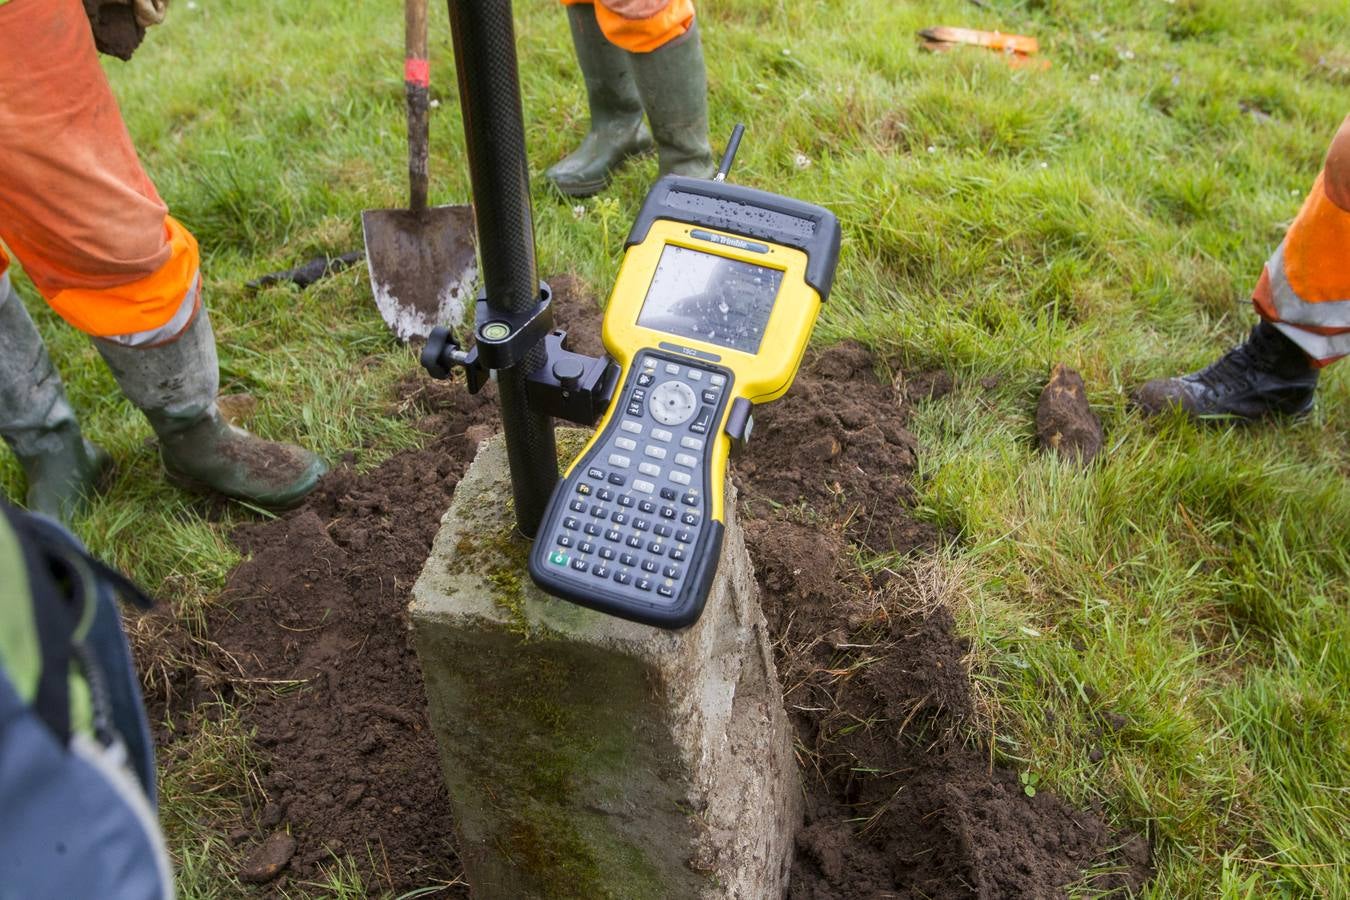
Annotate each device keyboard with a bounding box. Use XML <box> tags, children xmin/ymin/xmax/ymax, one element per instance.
<box><xmin>536</xmin><ymin>349</ymin><xmax>730</xmax><ymax>612</ymax></box>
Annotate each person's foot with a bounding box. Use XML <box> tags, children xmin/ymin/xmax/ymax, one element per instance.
<box><xmin>157</xmin><ymin>414</ymin><xmax>326</xmax><ymax>510</ymax></box>
<box><xmin>1133</xmin><ymin>321</ymin><xmax>1319</xmax><ymax>420</ymax></box>
<box><xmin>17</xmin><ymin>425</ymin><xmax>112</xmax><ymax>522</ymax></box>
<box><xmin>95</xmin><ymin>305</ymin><xmax>327</xmax><ymax>511</ymax></box>
<box><xmin>545</xmin><ymin>123</ymin><xmax>653</xmax><ymax>198</ymax></box>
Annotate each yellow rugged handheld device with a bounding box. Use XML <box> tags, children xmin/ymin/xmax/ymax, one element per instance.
<box><xmin>527</xmin><ymin>170</ymin><xmax>841</xmax><ymax>629</ymax></box>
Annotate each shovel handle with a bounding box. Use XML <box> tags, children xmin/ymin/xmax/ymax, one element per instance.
<box><xmin>405</xmin><ymin>0</ymin><xmax>430</xmax><ymax>213</ymax></box>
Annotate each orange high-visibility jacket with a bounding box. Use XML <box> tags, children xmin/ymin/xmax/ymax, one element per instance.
<box><xmin>1253</xmin><ymin>115</ymin><xmax>1350</xmax><ymax>366</ymax></box>
<box><xmin>0</xmin><ymin>0</ymin><xmax>200</xmax><ymax>344</ymax></box>
<box><xmin>560</xmin><ymin>0</ymin><xmax>695</xmax><ymax>53</ymax></box>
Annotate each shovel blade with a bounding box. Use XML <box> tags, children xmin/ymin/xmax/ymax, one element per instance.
<box><xmin>361</xmin><ymin>204</ymin><xmax>478</xmax><ymax>342</ymax></box>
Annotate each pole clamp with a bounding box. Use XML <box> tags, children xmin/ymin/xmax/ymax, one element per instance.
<box><xmin>419</xmin><ymin>280</ymin><xmax>619</xmax><ymax>426</ymax></box>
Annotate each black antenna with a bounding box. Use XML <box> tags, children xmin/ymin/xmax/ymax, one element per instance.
<box><xmin>713</xmin><ymin>123</ymin><xmax>745</xmax><ymax>182</ymax></box>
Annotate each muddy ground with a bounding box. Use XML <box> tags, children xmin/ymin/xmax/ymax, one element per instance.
<box><xmin>135</xmin><ymin>276</ymin><xmax>1150</xmax><ymax>897</ymax></box>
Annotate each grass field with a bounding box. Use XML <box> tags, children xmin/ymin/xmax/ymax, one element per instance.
<box><xmin>3</xmin><ymin>0</ymin><xmax>1346</xmax><ymax>896</ymax></box>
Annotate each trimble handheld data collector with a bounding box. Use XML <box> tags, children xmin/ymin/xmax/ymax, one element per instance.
<box><xmin>527</xmin><ymin>171</ymin><xmax>841</xmax><ymax>629</ymax></box>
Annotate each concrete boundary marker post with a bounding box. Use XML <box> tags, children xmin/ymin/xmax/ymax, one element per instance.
<box><xmin>411</xmin><ymin>432</ymin><xmax>800</xmax><ymax>898</ymax></box>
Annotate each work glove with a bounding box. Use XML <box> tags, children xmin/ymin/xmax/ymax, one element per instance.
<box><xmin>84</xmin><ymin>0</ymin><xmax>170</xmax><ymax>61</ymax></box>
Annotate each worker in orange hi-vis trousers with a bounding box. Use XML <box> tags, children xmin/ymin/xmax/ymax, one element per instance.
<box><xmin>0</xmin><ymin>0</ymin><xmax>326</xmax><ymax>523</ymax></box>
<box><xmin>1135</xmin><ymin>115</ymin><xmax>1350</xmax><ymax>421</ymax></box>
<box><xmin>545</xmin><ymin>0</ymin><xmax>715</xmax><ymax>197</ymax></box>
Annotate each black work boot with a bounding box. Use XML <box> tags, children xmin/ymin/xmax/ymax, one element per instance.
<box><xmin>545</xmin><ymin>4</ymin><xmax>654</xmax><ymax>197</ymax></box>
<box><xmin>1133</xmin><ymin>321</ymin><xmax>1319</xmax><ymax>421</ymax></box>
<box><xmin>0</xmin><ymin>274</ymin><xmax>110</xmax><ymax>522</ymax></box>
<box><xmin>628</xmin><ymin>21</ymin><xmax>716</xmax><ymax>179</ymax></box>
<box><xmin>95</xmin><ymin>307</ymin><xmax>327</xmax><ymax>510</ymax></box>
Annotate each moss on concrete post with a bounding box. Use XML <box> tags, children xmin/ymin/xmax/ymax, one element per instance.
<box><xmin>411</xmin><ymin>432</ymin><xmax>799</xmax><ymax>898</ymax></box>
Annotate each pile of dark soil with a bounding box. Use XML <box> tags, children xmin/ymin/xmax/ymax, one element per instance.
<box><xmin>136</xmin><ymin>277</ymin><xmax>1149</xmax><ymax>897</ymax></box>
<box><xmin>736</xmin><ymin>344</ymin><xmax>1151</xmax><ymax>898</ymax></box>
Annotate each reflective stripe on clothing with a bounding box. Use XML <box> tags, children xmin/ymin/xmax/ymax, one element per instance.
<box><xmin>560</xmin><ymin>0</ymin><xmax>695</xmax><ymax>53</ymax></box>
<box><xmin>0</xmin><ymin>0</ymin><xmax>201</xmax><ymax>338</ymax></box>
<box><xmin>1252</xmin><ymin>115</ymin><xmax>1350</xmax><ymax>366</ymax></box>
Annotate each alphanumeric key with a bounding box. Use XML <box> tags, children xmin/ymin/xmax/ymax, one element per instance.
<box><xmin>669</xmin><ymin>547</ymin><xmax>686</xmax><ymax>562</ymax></box>
<box><xmin>593</xmin><ymin>565</ymin><xmax>610</xmax><ymax>578</ymax></box>
<box><xmin>626</xmin><ymin>535</ymin><xmax>643</xmax><ymax>549</ymax></box>
<box><xmin>570</xmin><ymin>558</ymin><xmax>588</xmax><ymax>572</ymax></box>
<box><xmin>612</xmin><ymin>512</ymin><xmax>629</xmax><ymax>526</ymax></box>
<box><xmin>664</xmin><ymin>565</ymin><xmax>681</xmax><ymax>580</ymax></box>
<box><xmin>590</xmin><ymin>504</ymin><xmax>607</xmax><ymax>518</ymax></box>
<box><xmin>584</xmin><ymin>522</ymin><xmax>601</xmax><ymax>537</ymax></box>
<box><xmin>620</xmin><ymin>553</ymin><xmax>637</xmax><ymax>567</ymax></box>
<box><xmin>598</xmin><ymin>546</ymin><xmax>615</xmax><ymax>560</ymax></box>
<box><xmin>641</xmin><ymin>559</ymin><xmax>658</xmax><ymax>573</ymax></box>
<box><xmin>635</xmin><ymin>577</ymin><xmax>653</xmax><ymax>592</ymax></box>
<box><xmin>639</xmin><ymin>499</ymin><xmax>656</xmax><ymax>514</ymax></box>
<box><xmin>660</xmin><ymin>506</ymin><xmax>676</xmax><ymax>519</ymax></box>
<box><xmin>647</xmin><ymin>542</ymin><xmax>665</xmax><ymax>556</ymax></box>
<box><xmin>564</xmin><ymin>517</ymin><xmax>580</xmax><ymax>530</ymax></box>
<box><xmin>633</xmin><ymin>518</ymin><xmax>651</xmax><ymax>532</ymax></box>
<box><xmin>676</xmin><ymin>530</ymin><xmax>693</xmax><ymax>544</ymax></box>
<box><xmin>578</xmin><ymin>541</ymin><xmax>595</xmax><ymax>554</ymax></box>
<box><xmin>569</xmin><ymin>499</ymin><xmax>586</xmax><ymax>512</ymax></box>
<box><xmin>557</xmin><ymin>534</ymin><xmax>573</xmax><ymax>548</ymax></box>
<box><xmin>605</xmin><ymin>529</ymin><xmax>621</xmax><ymax>542</ymax></box>
<box><xmin>614</xmin><ymin>570</ymin><xmax>632</xmax><ymax>585</ymax></box>
<box><xmin>597</xmin><ymin>488</ymin><xmax>615</xmax><ymax>502</ymax></box>
<box><xmin>618</xmin><ymin>494</ymin><xmax>635</xmax><ymax>507</ymax></box>
<box><xmin>654</xmin><ymin>524</ymin><xmax>672</xmax><ymax>538</ymax></box>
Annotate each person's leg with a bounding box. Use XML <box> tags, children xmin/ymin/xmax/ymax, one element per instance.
<box><xmin>1135</xmin><ymin>116</ymin><xmax>1349</xmax><ymax>420</ymax></box>
<box><xmin>95</xmin><ymin>307</ymin><xmax>326</xmax><ymax>511</ymax></box>
<box><xmin>0</xmin><ymin>269</ymin><xmax>110</xmax><ymax>521</ymax></box>
<box><xmin>606</xmin><ymin>2</ymin><xmax>715</xmax><ymax>180</ymax></box>
<box><xmin>546</xmin><ymin>1</ymin><xmax>654</xmax><ymax>197</ymax></box>
<box><xmin>1252</xmin><ymin>115</ymin><xmax>1350</xmax><ymax>364</ymax></box>
<box><xmin>0</xmin><ymin>0</ymin><xmax>325</xmax><ymax>507</ymax></box>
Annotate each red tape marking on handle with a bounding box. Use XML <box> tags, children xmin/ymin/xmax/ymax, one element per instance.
<box><xmin>404</xmin><ymin>58</ymin><xmax>430</xmax><ymax>87</ymax></box>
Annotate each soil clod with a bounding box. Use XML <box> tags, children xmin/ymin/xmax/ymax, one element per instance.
<box><xmin>238</xmin><ymin>832</ymin><xmax>297</xmax><ymax>884</ymax></box>
<box><xmin>1037</xmin><ymin>363</ymin><xmax>1104</xmax><ymax>463</ymax></box>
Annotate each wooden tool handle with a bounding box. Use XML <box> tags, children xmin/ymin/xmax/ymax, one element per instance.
<box><xmin>405</xmin><ymin>0</ymin><xmax>431</xmax><ymax>213</ymax></box>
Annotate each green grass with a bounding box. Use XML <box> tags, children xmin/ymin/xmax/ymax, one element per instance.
<box><xmin>2</xmin><ymin>0</ymin><xmax>1345</xmax><ymax>896</ymax></box>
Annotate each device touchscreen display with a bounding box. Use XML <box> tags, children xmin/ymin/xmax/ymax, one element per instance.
<box><xmin>636</xmin><ymin>244</ymin><xmax>784</xmax><ymax>354</ymax></box>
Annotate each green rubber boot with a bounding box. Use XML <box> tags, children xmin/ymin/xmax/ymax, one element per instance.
<box><xmin>0</xmin><ymin>273</ymin><xmax>110</xmax><ymax>522</ymax></box>
<box><xmin>629</xmin><ymin>21</ymin><xmax>715</xmax><ymax>179</ymax></box>
<box><xmin>545</xmin><ymin>4</ymin><xmax>654</xmax><ymax>197</ymax></box>
<box><xmin>95</xmin><ymin>307</ymin><xmax>326</xmax><ymax>510</ymax></box>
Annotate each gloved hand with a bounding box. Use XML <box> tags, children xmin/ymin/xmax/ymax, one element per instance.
<box><xmin>131</xmin><ymin>0</ymin><xmax>170</xmax><ymax>27</ymax></box>
<box><xmin>83</xmin><ymin>0</ymin><xmax>170</xmax><ymax>61</ymax></box>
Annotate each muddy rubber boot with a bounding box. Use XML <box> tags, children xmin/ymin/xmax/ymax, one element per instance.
<box><xmin>0</xmin><ymin>274</ymin><xmax>110</xmax><ymax>521</ymax></box>
<box><xmin>629</xmin><ymin>21</ymin><xmax>715</xmax><ymax>179</ymax></box>
<box><xmin>94</xmin><ymin>308</ymin><xmax>327</xmax><ymax>510</ymax></box>
<box><xmin>1133</xmin><ymin>321</ymin><xmax>1319</xmax><ymax>421</ymax></box>
<box><xmin>545</xmin><ymin>4</ymin><xmax>654</xmax><ymax>197</ymax></box>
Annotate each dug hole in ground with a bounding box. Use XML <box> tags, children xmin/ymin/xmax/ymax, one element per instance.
<box><xmin>132</xmin><ymin>277</ymin><xmax>1152</xmax><ymax>898</ymax></box>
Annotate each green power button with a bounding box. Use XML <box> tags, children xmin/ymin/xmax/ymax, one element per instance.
<box><xmin>549</xmin><ymin>551</ymin><xmax>568</xmax><ymax>566</ymax></box>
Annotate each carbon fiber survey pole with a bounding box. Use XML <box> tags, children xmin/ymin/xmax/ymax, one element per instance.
<box><xmin>445</xmin><ymin>0</ymin><xmax>558</xmax><ymax>536</ymax></box>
